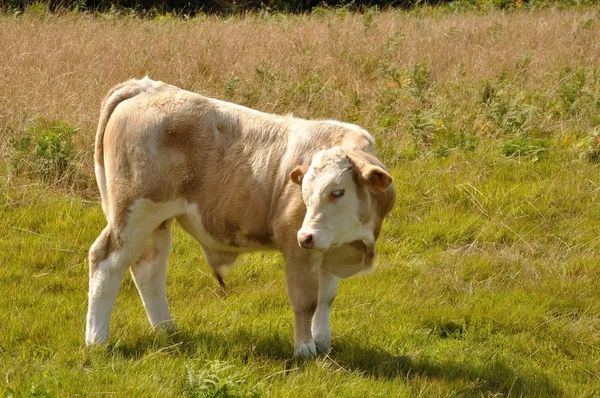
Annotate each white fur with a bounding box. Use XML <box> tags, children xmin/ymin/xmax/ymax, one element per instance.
<box><xmin>130</xmin><ymin>223</ymin><xmax>174</xmax><ymax>331</ymax></box>
<box><xmin>86</xmin><ymin>199</ymin><xmax>186</xmax><ymax>345</ymax></box>
<box><xmin>312</xmin><ymin>272</ymin><xmax>339</xmax><ymax>353</ymax></box>
<box><xmin>294</xmin><ymin>339</ymin><xmax>317</xmax><ymax>358</ymax></box>
<box><xmin>299</xmin><ymin>147</ymin><xmax>373</xmax><ymax>250</ymax></box>
<box><xmin>86</xmin><ymin>249</ymin><xmax>130</xmax><ymax>344</ymax></box>
<box><xmin>94</xmin><ymin>162</ymin><xmax>108</xmax><ymax>216</ymax></box>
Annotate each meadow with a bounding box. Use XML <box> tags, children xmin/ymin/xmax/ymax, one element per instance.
<box><xmin>1</xmin><ymin>5</ymin><xmax>600</xmax><ymax>396</ymax></box>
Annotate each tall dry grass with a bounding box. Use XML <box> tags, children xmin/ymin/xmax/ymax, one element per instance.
<box><xmin>1</xmin><ymin>8</ymin><xmax>599</xmax><ymax>189</ymax></box>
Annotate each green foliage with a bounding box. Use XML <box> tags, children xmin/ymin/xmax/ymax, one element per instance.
<box><xmin>362</xmin><ymin>8</ymin><xmax>376</xmax><ymax>30</ymax></box>
<box><xmin>154</xmin><ymin>11</ymin><xmax>175</xmax><ymax>21</ymax></box>
<box><xmin>184</xmin><ymin>361</ymin><xmax>261</xmax><ymax>397</ymax></box>
<box><xmin>224</xmin><ymin>77</ymin><xmax>241</xmax><ymax>98</ymax></box>
<box><xmin>410</xmin><ymin>59</ymin><xmax>430</xmax><ymax>100</ymax></box>
<box><xmin>23</xmin><ymin>1</ymin><xmax>48</xmax><ymax>17</ymax></box>
<box><xmin>578</xmin><ymin>127</ymin><xmax>600</xmax><ymax>163</ymax></box>
<box><xmin>410</xmin><ymin>110</ymin><xmax>477</xmax><ymax>157</ymax></box>
<box><xmin>8</xmin><ymin>117</ymin><xmax>77</xmax><ymax>184</ymax></box>
<box><xmin>501</xmin><ymin>135</ymin><xmax>550</xmax><ymax>160</ymax></box>
<box><xmin>481</xmin><ymin>79</ymin><xmax>536</xmax><ymax>136</ymax></box>
<box><xmin>559</xmin><ymin>67</ymin><xmax>587</xmax><ymax>115</ymax></box>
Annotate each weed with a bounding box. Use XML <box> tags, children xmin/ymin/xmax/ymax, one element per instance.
<box><xmin>8</xmin><ymin>117</ymin><xmax>77</xmax><ymax>184</ymax></box>
<box><xmin>410</xmin><ymin>109</ymin><xmax>442</xmax><ymax>149</ymax></box>
<box><xmin>481</xmin><ymin>79</ymin><xmax>536</xmax><ymax>136</ymax></box>
<box><xmin>362</xmin><ymin>8</ymin><xmax>376</xmax><ymax>30</ymax></box>
<box><xmin>296</xmin><ymin>74</ymin><xmax>326</xmax><ymax>106</ymax></box>
<box><xmin>516</xmin><ymin>50</ymin><xmax>534</xmax><ymax>75</ymax></box>
<box><xmin>311</xmin><ymin>6</ymin><xmax>329</xmax><ymax>17</ymax></box>
<box><xmin>184</xmin><ymin>361</ymin><xmax>261</xmax><ymax>398</ymax></box>
<box><xmin>24</xmin><ymin>2</ymin><xmax>48</xmax><ymax>18</ymax></box>
<box><xmin>578</xmin><ymin>127</ymin><xmax>600</xmax><ymax>163</ymax></box>
<box><xmin>410</xmin><ymin>59</ymin><xmax>430</xmax><ymax>100</ymax></box>
<box><xmin>501</xmin><ymin>135</ymin><xmax>549</xmax><ymax>161</ymax></box>
<box><xmin>224</xmin><ymin>77</ymin><xmax>241</xmax><ymax>98</ymax></box>
<box><xmin>559</xmin><ymin>67</ymin><xmax>587</xmax><ymax>115</ymax></box>
<box><xmin>154</xmin><ymin>12</ymin><xmax>175</xmax><ymax>22</ymax></box>
<box><xmin>410</xmin><ymin>110</ymin><xmax>477</xmax><ymax>157</ymax></box>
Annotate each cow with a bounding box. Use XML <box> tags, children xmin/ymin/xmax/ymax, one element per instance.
<box><xmin>86</xmin><ymin>77</ymin><xmax>396</xmax><ymax>358</ymax></box>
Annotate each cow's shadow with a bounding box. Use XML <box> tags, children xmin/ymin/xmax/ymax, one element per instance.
<box><xmin>109</xmin><ymin>328</ymin><xmax>561</xmax><ymax>396</ymax></box>
<box><xmin>330</xmin><ymin>339</ymin><xmax>561</xmax><ymax>396</ymax></box>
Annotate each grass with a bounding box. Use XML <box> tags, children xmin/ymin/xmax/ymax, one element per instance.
<box><xmin>1</xmin><ymin>5</ymin><xmax>600</xmax><ymax>397</ymax></box>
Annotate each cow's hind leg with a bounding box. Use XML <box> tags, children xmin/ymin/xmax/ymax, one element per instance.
<box><xmin>86</xmin><ymin>225</ymin><xmax>151</xmax><ymax>345</ymax></box>
<box><xmin>130</xmin><ymin>219</ymin><xmax>175</xmax><ymax>333</ymax></box>
<box><xmin>312</xmin><ymin>271</ymin><xmax>339</xmax><ymax>353</ymax></box>
<box><xmin>86</xmin><ymin>199</ymin><xmax>182</xmax><ymax>345</ymax></box>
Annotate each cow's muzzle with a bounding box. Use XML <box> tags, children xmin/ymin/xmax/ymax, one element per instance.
<box><xmin>298</xmin><ymin>231</ymin><xmax>314</xmax><ymax>249</ymax></box>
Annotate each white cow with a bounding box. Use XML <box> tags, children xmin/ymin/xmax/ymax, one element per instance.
<box><xmin>86</xmin><ymin>77</ymin><xmax>396</xmax><ymax>357</ymax></box>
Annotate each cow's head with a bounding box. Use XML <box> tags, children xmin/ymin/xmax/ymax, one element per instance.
<box><xmin>290</xmin><ymin>146</ymin><xmax>393</xmax><ymax>251</ymax></box>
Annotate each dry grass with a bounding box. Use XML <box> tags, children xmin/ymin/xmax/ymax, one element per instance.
<box><xmin>1</xmin><ymin>8</ymin><xmax>599</xmax><ymax>183</ymax></box>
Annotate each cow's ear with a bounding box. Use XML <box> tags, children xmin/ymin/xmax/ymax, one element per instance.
<box><xmin>290</xmin><ymin>165</ymin><xmax>309</xmax><ymax>185</ymax></box>
<box><xmin>361</xmin><ymin>164</ymin><xmax>393</xmax><ymax>193</ymax></box>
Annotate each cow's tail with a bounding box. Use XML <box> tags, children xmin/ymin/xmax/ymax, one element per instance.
<box><xmin>94</xmin><ymin>77</ymin><xmax>160</xmax><ymax>216</ymax></box>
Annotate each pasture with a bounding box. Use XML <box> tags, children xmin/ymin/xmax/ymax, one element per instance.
<box><xmin>2</xmin><ymin>5</ymin><xmax>600</xmax><ymax>396</ymax></box>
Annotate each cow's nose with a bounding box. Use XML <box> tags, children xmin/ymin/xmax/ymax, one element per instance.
<box><xmin>298</xmin><ymin>232</ymin><xmax>314</xmax><ymax>249</ymax></box>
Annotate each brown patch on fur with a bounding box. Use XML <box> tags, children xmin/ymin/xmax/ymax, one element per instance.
<box><xmin>346</xmin><ymin>149</ymin><xmax>396</xmax><ymax>238</ymax></box>
<box><xmin>133</xmin><ymin>244</ymin><xmax>159</xmax><ymax>268</ymax></box>
<box><xmin>88</xmin><ymin>227</ymin><xmax>123</xmax><ymax>274</ymax></box>
<box><xmin>244</xmin><ymin>231</ymin><xmax>273</xmax><ymax>246</ymax></box>
<box><xmin>201</xmin><ymin>215</ymin><xmax>241</xmax><ymax>246</ymax></box>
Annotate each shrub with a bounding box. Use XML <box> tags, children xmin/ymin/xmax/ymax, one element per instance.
<box><xmin>9</xmin><ymin>117</ymin><xmax>77</xmax><ymax>184</ymax></box>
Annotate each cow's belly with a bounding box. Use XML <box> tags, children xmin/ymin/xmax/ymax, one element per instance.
<box><xmin>176</xmin><ymin>202</ymin><xmax>276</xmax><ymax>252</ymax></box>
<box><xmin>321</xmin><ymin>241</ymin><xmax>375</xmax><ymax>279</ymax></box>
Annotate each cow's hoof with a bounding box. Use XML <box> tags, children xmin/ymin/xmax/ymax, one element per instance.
<box><xmin>294</xmin><ymin>339</ymin><xmax>317</xmax><ymax>359</ymax></box>
<box><xmin>153</xmin><ymin>320</ymin><xmax>176</xmax><ymax>333</ymax></box>
<box><xmin>85</xmin><ymin>333</ymin><xmax>108</xmax><ymax>346</ymax></box>
<box><xmin>314</xmin><ymin>335</ymin><xmax>331</xmax><ymax>354</ymax></box>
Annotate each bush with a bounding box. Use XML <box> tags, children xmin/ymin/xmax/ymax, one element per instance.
<box><xmin>9</xmin><ymin>117</ymin><xmax>77</xmax><ymax>184</ymax></box>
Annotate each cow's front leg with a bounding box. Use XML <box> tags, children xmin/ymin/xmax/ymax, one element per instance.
<box><xmin>312</xmin><ymin>271</ymin><xmax>339</xmax><ymax>353</ymax></box>
<box><xmin>284</xmin><ymin>249</ymin><xmax>322</xmax><ymax>358</ymax></box>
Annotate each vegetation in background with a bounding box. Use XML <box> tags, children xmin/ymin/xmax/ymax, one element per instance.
<box><xmin>2</xmin><ymin>0</ymin><xmax>600</xmax><ymax>15</ymax></box>
<box><xmin>1</xmin><ymin>5</ymin><xmax>600</xmax><ymax>397</ymax></box>
<box><xmin>8</xmin><ymin>117</ymin><xmax>77</xmax><ymax>184</ymax></box>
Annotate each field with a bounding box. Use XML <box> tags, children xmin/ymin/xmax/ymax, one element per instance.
<box><xmin>2</xmin><ymin>5</ymin><xmax>600</xmax><ymax>396</ymax></box>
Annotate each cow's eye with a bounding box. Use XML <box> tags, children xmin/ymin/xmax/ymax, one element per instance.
<box><xmin>330</xmin><ymin>189</ymin><xmax>345</xmax><ymax>200</ymax></box>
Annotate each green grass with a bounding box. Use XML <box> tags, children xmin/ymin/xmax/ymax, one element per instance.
<box><xmin>2</xmin><ymin>6</ymin><xmax>600</xmax><ymax>397</ymax></box>
<box><xmin>2</xmin><ymin>146</ymin><xmax>600</xmax><ymax>396</ymax></box>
